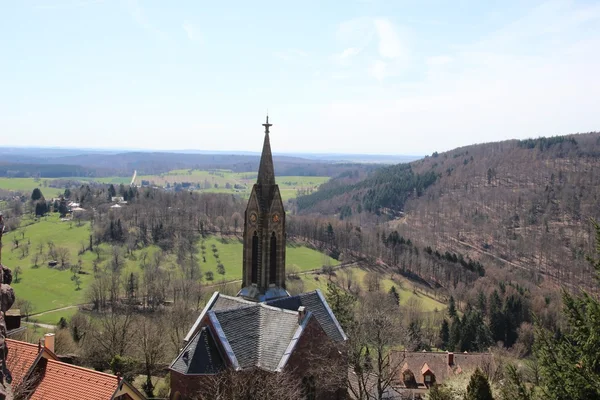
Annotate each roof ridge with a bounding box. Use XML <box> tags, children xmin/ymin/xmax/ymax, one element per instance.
<box><xmin>259</xmin><ymin>302</ymin><xmax>298</xmax><ymax>315</ymax></box>
<box><xmin>45</xmin><ymin>359</ymin><xmax>121</xmax><ymax>381</ymax></box>
<box><xmin>218</xmin><ymin>294</ymin><xmax>256</xmax><ymax>304</ymax></box>
<box><xmin>7</xmin><ymin>339</ymin><xmax>39</xmax><ymax>349</ymax></box>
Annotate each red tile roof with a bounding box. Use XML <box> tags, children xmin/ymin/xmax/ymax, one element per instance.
<box><xmin>6</xmin><ymin>339</ymin><xmax>40</xmax><ymax>387</ymax></box>
<box><xmin>29</xmin><ymin>359</ymin><xmax>120</xmax><ymax>400</ymax></box>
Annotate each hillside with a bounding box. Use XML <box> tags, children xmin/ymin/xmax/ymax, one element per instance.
<box><xmin>296</xmin><ymin>132</ymin><xmax>600</xmax><ymax>289</ymax></box>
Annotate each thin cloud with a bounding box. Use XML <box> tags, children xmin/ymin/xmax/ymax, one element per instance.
<box><xmin>373</xmin><ymin>18</ymin><xmax>404</xmax><ymax>59</ymax></box>
<box><xmin>126</xmin><ymin>0</ymin><xmax>166</xmax><ymax>41</ymax></box>
<box><xmin>182</xmin><ymin>21</ymin><xmax>201</xmax><ymax>42</ymax></box>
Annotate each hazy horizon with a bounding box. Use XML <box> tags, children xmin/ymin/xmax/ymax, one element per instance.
<box><xmin>1</xmin><ymin>1</ymin><xmax>599</xmax><ymax>155</ymax></box>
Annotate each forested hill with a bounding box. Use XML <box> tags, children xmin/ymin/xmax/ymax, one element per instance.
<box><xmin>296</xmin><ymin>163</ymin><xmax>438</xmax><ymax>217</ymax></box>
<box><xmin>296</xmin><ymin>131</ymin><xmax>600</xmax><ymax>289</ymax></box>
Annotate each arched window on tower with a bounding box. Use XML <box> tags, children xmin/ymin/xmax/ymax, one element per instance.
<box><xmin>270</xmin><ymin>232</ymin><xmax>277</xmax><ymax>284</ymax></box>
<box><xmin>251</xmin><ymin>231</ymin><xmax>258</xmax><ymax>284</ymax></box>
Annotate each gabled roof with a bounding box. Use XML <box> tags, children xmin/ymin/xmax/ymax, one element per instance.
<box><xmin>171</xmin><ymin>327</ymin><xmax>225</xmax><ymax>375</ymax></box>
<box><xmin>396</xmin><ymin>351</ymin><xmax>493</xmax><ymax>387</ymax></box>
<box><xmin>29</xmin><ymin>359</ymin><xmax>121</xmax><ymax>400</ymax></box>
<box><xmin>6</xmin><ymin>339</ymin><xmax>144</xmax><ymax>400</ymax></box>
<box><xmin>176</xmin><ymin>289</ymin><xmax>346</xmax><ymax>376</ymax></box>
<box><xmin>183</xmin><ymin>292</ymin><xmax>255</xmax><ymax>343</ymax></box>
<box><xmin>266</xmin><ymin>289</ymin><xmax>347</xmax><ymax>342</ymax></box>
<box><xmin>210</xmin><ymin>303</ymin><xmax>301</xmax><ymax>371</ymax></box>
<box><xmin>6</xmin><ymin>339</ymin><xmax>41</xmax><ymax>387</ymax></box>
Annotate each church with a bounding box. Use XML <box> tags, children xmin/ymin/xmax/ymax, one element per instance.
<box><xmin>169</xmin><ymin>117</ymin><xmax>348</xmax><ymax>400</ymax></box>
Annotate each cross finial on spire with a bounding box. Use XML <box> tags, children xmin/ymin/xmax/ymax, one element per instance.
<box><xmin>262</xmin><ymin>114</ymin><xmax>272</xmax><ymax>134</ymax></box>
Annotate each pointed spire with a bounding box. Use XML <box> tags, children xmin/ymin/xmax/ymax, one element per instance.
<box><xmin>258</xmin><ymin>115</ymin><xmax>275</xmax><ymax>186</ymax></box>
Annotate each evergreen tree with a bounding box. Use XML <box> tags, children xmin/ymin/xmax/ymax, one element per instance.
<box><xmin>503</xmin><ymin>295</ymin><xmax>523</xmax><ymax>347</ymax></box>
<box><xmin>439</xmin><ymin>319</ymin><xmax>450</xmax><ymax>350</ymax></box>
<box><xmin>465</xmin><ymin>368</ymin><xmax>494</xmax><ymax>400</ymax></box>
<box><xmin>448</xmin><ymin>316</ymin><xmax>461</xmax><ymax>351</ymax></box>
<box><xmin>448</xmin><ymin>295</ymin><xmax>457</xmax><ymax>318</ymax></box>
<box><xmin>477</xmin><ymin>291</ymin><xmax>487</xmax><ymax>316</ymax></box>
<box><xmin>31</xmin><ymin>188</ymin><xmax>43</xmax><ymax>201</ymax></box>
<box><xmin>34</xmin><ymin>200</ymin><xmax>47</xmax><ymax>216</ymax></box>
<box><xmin>388</xmin><ymin>285</ymin><xmax>400</xmax><ymax>305</ymax></box>
<box><xmin>108</xmin><ymin>184</ymin><xmax>116</xmax><ymax>198</ymax></box>
<box><xmin>325</xmin><ymin>282</ymin><xmax>356</xmax><ymax>332</ymax></box>
<box><xmin>488</xmin><ymin>290</ymin><xmax>504</xmax><ymax>344</ymax></box>
<box><xmin>534</xmin><ymin>221</ymin><xmax>600</xmax><ymax>400</ymax></box>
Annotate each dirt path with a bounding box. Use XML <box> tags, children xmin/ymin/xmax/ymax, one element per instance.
<box><xmin>23</xmin><ymin>321</ymin><xmax>57</xmax><ymax>330</ymax></box>
<box><xmin>29</xmin><ymin>305</ymin><xmax>80</xmax><ymax>318</ymax></box>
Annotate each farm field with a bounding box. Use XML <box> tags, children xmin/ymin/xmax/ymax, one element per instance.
<box><xmin>2</xmin><ymin>215</ymin><xmax>338</xmax><ymax>314</ymax></box>
<box><xmin>0</xmin><ymin>170</ymin><xmax>328</xmax><ymax>203</ymax></box>
<box><xmin>0</xmin><ymin>178</ymin><xmax>63</xmax><ymax>198</ymax></box>
<box><xmin>136</xmin><ymin>169</ymin><xmax>329</xmax><ymax>202</ymax></box>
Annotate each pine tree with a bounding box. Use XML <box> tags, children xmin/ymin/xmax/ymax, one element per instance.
<box><xmin>464</xmin><ymin>368</ymin><xmax>494</xmax><ymax>400</ymax></box>
<box><xmin>477</xmin><ymin>291</ymin><xmax>487</xmax><ymax>316</ymax></box>
<box><xmin>439</xmin><ymin>319</ymin><xmax>450</xmax><ymax>350</ymax></box>
<box><xmin>388</xmin><ymin>285</ymin><xmax>400</xmax><ymax>305</ymax></box>
<box><xmin>31</xmin><ymin>188</ymin><xmax>43</xmax><ymax>201</ymax></box>
<box><xmin>325</xmin><ymin>282</ymin><xmax>356</xmax><ymax>332</ymax></box>
<box><xmin>448</xmin><ymin>295</ymin><xmax>457</xmax><ymax>318</ymax></box>
<box><xmin>534</xmin><ymin>221</ymin><xmax>600</xmax><ymax>399</ymax></box>
<box><xmin>448</xmin><ymin>316</ymin><xmax>461</xmax><ymax>351</ymax></box>
<box><xmin>488</xmin><ymin>290</ymin><xmax>504</xmax><ymax>344</ymax></box>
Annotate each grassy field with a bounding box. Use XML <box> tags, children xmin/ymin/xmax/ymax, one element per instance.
<box><xmin>0</xmin><ymin>178</ymin><xmax>63</xmax><ymax>198</ymax></box>
<box><xmin>298</xmin><ymin>266</ymin><xmax>446</xmax><ymax>312</ymax></box>
<box><xmin>136</xmin><ymin>169</ymin><xmax>329</xmax><ymax>202</ymax></box>
<box><xmin>2</xmin><ymin>215</ymin><xmax>338</xmax><ymax>314</ymax></box>
<box><xmin>0</xmin><ymin>169</ymin><xmax>328</xmax><ymax>203</ymax></box>
<box><xmin>31</xmin><ymin>307</ymin><xmax>78</xmax><ymax>325</ymax></box>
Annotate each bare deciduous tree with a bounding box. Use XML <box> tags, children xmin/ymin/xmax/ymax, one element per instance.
<box><xmin>348</xmin><ymin>291</ymin><xmax>406</xmax><ymax>400</ymax></box>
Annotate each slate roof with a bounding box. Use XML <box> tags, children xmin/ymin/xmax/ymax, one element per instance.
<box><xmin>176</xmin><ymin>289</ymin><xmax>346</xmax><ymax>375</ymax></box>
<box><xmin>212</xmin><ymin>303</ymin><xmax>301</xmax><ymax>371</ymax></box>
<box><xmin>266</xmin><ymin>289</ymin><xmax>347</xmax><ymax>342</ymax></box>
<box><xmin>171</xmin><ymin>327</ymin><xmax>226</xmax><ymax>375</ymax></box>
<box><xmin>29</xmin><ymin>359</ymin><xmax>121</xmax><ymax>400</ymax></box>
<box><xmin>394</xmin><ymin>351</ymin><xmax>494</xmax><ymax>387</ymax></box>
<box><xmin>183</xmin><ymin>293</ymin><xmax>255</xmax><ymax>343</ymax></box>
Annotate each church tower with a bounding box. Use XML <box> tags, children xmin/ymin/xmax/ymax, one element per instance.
<box><xmin>238</xmin><ymin>116</ymin><xmax>288</xmax><ymax>301</ymax></box>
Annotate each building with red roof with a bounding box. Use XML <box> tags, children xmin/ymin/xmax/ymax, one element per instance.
<box><xmin>6</xmin><ymin>335</ymin><xmax>145</xmax><ymax>400</ymax></box>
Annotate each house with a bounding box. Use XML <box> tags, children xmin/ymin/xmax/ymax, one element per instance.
<box><xmin>169</xmin><ymin>117</ymin><xmax>349</xmax><ymax>400</ymax></box>
<box><xmin>111</xmin><ymin>197</ymin><xmax>125</xmax><ymax>203</ymax></box>
<box><xmin>6</xmin><ymin>335</ymin><xmax>146</xmax><ymax>400</ymax></box>
<box><xmin>393</xmin><ymin>351</ymin><xmax>494</xmax><ymax>391</ymax></box>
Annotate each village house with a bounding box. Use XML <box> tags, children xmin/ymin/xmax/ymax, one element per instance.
<box><xmin>392</xmin><ymin>350</ymin><xmax>494</xmax><ymax>397</ymax></box>
<box><xmin>6</xmin><ymin>334</ymin><xmax>146</xmax><ymax>400</ymax></box>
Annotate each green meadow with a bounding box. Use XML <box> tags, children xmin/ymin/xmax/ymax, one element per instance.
<box><xmin>136</xmin><ymin>170</ymin><xmax>329</xmax><ymax>202</ymax></box>
<box><xmin>0</xmin><ymin>178</ymin><xmax>63</xmax><ymax>198</ymax></box>
<box><xmin>2</xmin><ymin>215</ymin><xmax>338</xmax><ymax>314</ymax></box>
<box><xmin>299</xmin><ymin>267</ymin><xmax>446</xmax><ymax>312</ymax></box>
<box><xmin>0</xmin><ymin>170</ymin><xmax>329</xmax><ymax>203</ymax></box>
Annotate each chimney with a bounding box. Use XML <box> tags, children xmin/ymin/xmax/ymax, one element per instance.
<box><xmin>44</xmin><ymin>333</ymin><xmax>55</xmax><ymax>353</ymax></box>
<box><xmin>448</xmin><ymin>352</ymin><xmax>454</xmax><ymax>366</ymax></box>
<box><xmin>297</xmin><ymin>306</ymin><xmax>306</xmax><ymax>324</ymax></box>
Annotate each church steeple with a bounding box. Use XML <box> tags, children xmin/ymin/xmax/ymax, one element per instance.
<box><xmin>257</xmin><ymin>115</ymin><xmax>276</xmax><ymax>186</ymax></box>
<box><xmin>238</xmin><ymin>116</ymin><xmax>288</xmax><ymax>302</ymax></box>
